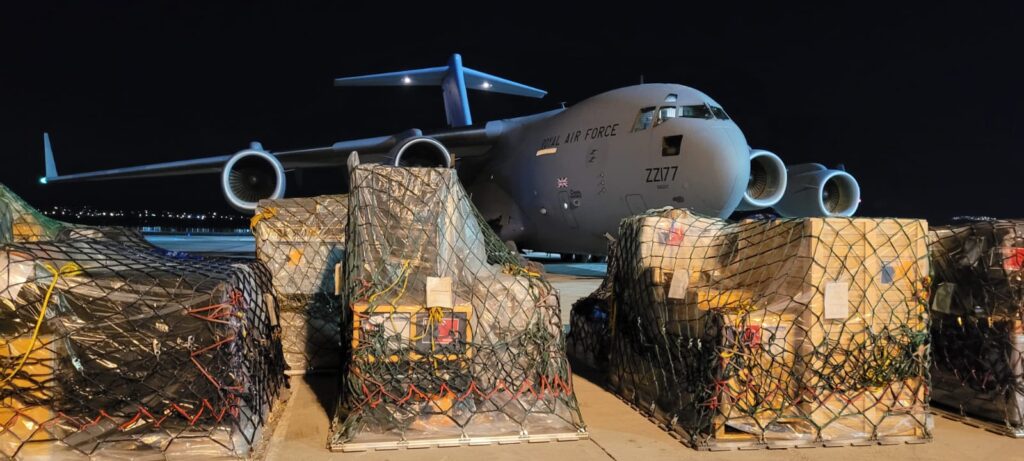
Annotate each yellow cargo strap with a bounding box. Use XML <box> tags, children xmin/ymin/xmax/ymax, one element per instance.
<box><xmin>1</xmin><ymin>262</ymin><xmax>82</xmax><ymax>385</ymax></box>
<box><xmin>249</xmin><ymin>207</ymin><xmax>278</xmax><ymax>231</ymax></box>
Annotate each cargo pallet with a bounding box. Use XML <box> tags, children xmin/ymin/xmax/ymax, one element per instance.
<box><xmin>329</xmin><ymin>430</ymin><xmax>589</xmax><ymax>452</ymax></box>
<box><xmin>607</xmin><ymin>382</ymin><xmax>931</xmax><ymax>451</ymax></box>
<box><xmin>930</xmin><ymin>405</ymin><xmax>1024</xmax><ymax>438</ymax></box>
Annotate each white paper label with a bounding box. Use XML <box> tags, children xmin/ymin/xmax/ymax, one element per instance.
<box><xmin>264</xmin><ymin>293</ymin><xmax>279</xmax><ymax>327</ymax></box>
<box><xmin>766</xmin><ymin>325</ymin><xmax>788</xmax><ymax>356</ymax></box>
<box><xmin>824</xmin><ymin>281</ymin><xmax>849</xmax><ymax>320</ymax></box>
<box><xmin>667</xmin><ymin>272</ymin><xmax>689</xmax><ymax>299</ymax></box>
<box><xmin>426</xmin><ymin>276</ymin><xmax>454</xmax><ymax>308</ymax></box>
<box><xmin>932</xmin><ymin>283</ymin><xmax>955</xmax><ymax>314</ymax></box>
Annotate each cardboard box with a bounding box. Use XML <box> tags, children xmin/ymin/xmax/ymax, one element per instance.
<box><xmin>619</xmin><ymin>210</ymin><xmax>931</xmax><ymax>444</ymax></box>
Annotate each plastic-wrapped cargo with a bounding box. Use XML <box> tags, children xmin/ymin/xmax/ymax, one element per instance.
<box><xmin>329</xmin><ymin>164</ymin><xmax>586</xmax><ymax>451</ymax></box>
<box><xmin>929</xmin><ymin>220</ymin><xmax>1024</xmax><ymax>437</ymax></box>
<box><xmin>567</xmin><ymin>244</ymin><xmax>615</xmax><ymax>371</ymax></box>
<box><xmin>0</xmin><ymin>185</ymin><xmax>65</xmax><ymax>244</ymax></box>
<box><xmin>0</xmin><ymin>184</ymin><xmax>151</xmax><ymax>248</ymax></box>
<box><xmin>0</xmin><ymin>185</ymin><xmax>285</xmax><ymax>460</ymax></box>
<box><xmin>252</xmin><ymin>195</ymin><xmax>347</xmax><ymax>374</ymax></box>
<box><xmin>575</xmin><ymin>208</ymin><xmax>931</xmax><ymax>449</ymax></box>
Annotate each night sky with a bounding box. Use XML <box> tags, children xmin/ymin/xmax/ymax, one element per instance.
<box><xmin>1</xmin><ymin>2</ymin><xmax>1020</xmax><ymax>222</ymax></box>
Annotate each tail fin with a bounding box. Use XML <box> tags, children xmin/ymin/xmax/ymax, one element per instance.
<box><xmin>333</xmin><ymin>53</ymin><xmax>546</xmax><ymax>127</ymax></box>
<box><xmin>41</xmin><ymin>132</ymin><xmax>58</xmax><ymax>184</ymax></box>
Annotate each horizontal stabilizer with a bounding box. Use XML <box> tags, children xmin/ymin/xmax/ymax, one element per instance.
<box><xmin>334</xmin><ymin>53</ymin><xmax>545</xmax><ymax>127</ymax></box>
<box><xmin>333</xmin><ymin>64</ymin><xmax>546</xmax><ymax>98</ymax></box>
<box><xmin>333</xmin><ymin>66</ymin><xmax>449</xmax><ymax>87</ymax></box>
<box><xmin>462</xmin><ymin>68</ymin><xmax>546</xmax><ymax>98</ymax></box>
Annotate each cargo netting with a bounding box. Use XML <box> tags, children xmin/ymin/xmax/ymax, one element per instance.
<box><xmin>253</xmin><ymin>195</ymin><xmax>347</xmax><ymax>375</ymax></box>
<box><xmin>569</xmin><ymin>208</ymin><xmax>932</xmax><ymax>449</ymax></box>
<box><xmin>567</xmin><ymin>243</ymin><xmax>615</xmax><ymax>372</ymax></box>
<box><xmin>329</xmin><ymin>164</ymin><xmax>586</xmax><ymax>450</ymax></box>
<box><xmin>0</xmin><ymin>184</ymin><xmax>152</xmax><ymax>249</ymax></box>
<box><xmin>0</xmin><ymin>184</ymin><xmax>285</xmax><ymax>459</ymax></box>
<box><xmin>929</xmin><ymin>220</ymin><xmax>1024</xmax><ymax>435</ymax></box>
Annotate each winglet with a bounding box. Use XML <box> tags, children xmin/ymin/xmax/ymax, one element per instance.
<box><xmin>41</xmin><ymin>132</ymin><xmax>57</xmax><ymax>184</ymax></box>
<box><xmin>333</xmin><ymin>53</ymin><xmax>546</xmax><ymax>127</ymax></box>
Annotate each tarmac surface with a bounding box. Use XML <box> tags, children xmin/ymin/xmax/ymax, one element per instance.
<box><xmin>146</xmin><ymin>233</ymin><xmax>256</xmax><ymax>255</ymax></box>
<box><xmin>151</xmin><ymin>234</ymin><xmax>1023</xmax><ymax>461</ymax></box>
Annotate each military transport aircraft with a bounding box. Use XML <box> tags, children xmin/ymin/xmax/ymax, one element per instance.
<box><xmin>39</xmin><ymin>53</ymin><xmax>859</xmax><ymax>257</ymax></box>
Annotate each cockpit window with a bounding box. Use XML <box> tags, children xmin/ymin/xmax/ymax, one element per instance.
<box><xmin>633</xmin><ymin>106</ymin><xmax>656</xmax><ymax>131</ymax></box>
<box><xmin>638</xmin><ymin>104</ymin><xmax>729</xmax><ymax>129</ymax></box>
<box><xmin>656</xmin><ymin>106</ymin><xmax>677</xmax><ymax>125</ymax></box>
<box><xmin>678</xmin><ymin>105</ymin><xmax>714</xmax><ymax>119</ymax></box>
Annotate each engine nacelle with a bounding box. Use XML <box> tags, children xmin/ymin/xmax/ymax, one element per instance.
<box><xmin>735</xmin><ymin>149</ymin><xmax>787</xmax><ymax>211</ymax></box>
<box><xmin>390</xmin><ymin>136</ymin><xmax>453</xmax><ymax>168</ymax></box>
<box><xmin>773</xmin><ymin>163</ymin><xmax>860</xmax><ymax>217</ymax></box>
<box><xmin>221</xmin><ymin>149</ymin><xmax>286</xmax><ymax>212</ymax></box>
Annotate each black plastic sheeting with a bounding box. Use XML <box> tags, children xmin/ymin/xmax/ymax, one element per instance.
<box><xmin>1</xmin><ymin>224</ymin><xmax>284</xmax><ymax>459</ymax></box>
<box><xmin>930</xmin><ymin>221</ymin><xmax>1024</xmax><ymax>429</ymax></box>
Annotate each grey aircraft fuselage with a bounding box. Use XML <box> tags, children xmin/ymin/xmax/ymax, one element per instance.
<box><xmin>467</xmin><ymin>83</ymin><xmax>749</xmax><ymax>255</ymax></box>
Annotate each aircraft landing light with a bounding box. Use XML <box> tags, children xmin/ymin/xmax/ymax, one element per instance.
<box><xmin>482</xmin><ymin>81</ymin><xmax>492</xmax><ymax>89</ymax></box>
<box><xmin>536</xmin><ymin>147</ymin><xmax>557</xmax><ymax>156</ymax></box>
<box><xmin>38</xmin><ymin>177</ymin><xmax>47</xmax><ymax>185</ymax></box>
<box><xmin>402</xmin><ymin>76</ymin><xmax>412</xmax><ymax>84</ymax></box>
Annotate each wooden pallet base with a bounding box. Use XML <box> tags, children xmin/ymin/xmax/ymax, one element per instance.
<box><xmin>329</xmin><ymin>430</ymin><xmax>589</xmax><ymax>452</ymax></box>
<box><xmin>606</xmin><ymin>382</ymin><xmax>931</xmax><ymax>451</ymax></box>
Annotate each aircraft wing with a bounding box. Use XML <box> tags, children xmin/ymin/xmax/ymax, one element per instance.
<box><xmin>42</xmin><ymin>54</ymin><xmax>537</xmax><ymax>185</ymax></box>
<box><xmin>40</xmin><ymin>124</ymin><xmax>505</xmax><ymax>184</ymax></box>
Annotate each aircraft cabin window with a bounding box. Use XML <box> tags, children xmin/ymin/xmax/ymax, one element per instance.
<box><xmin>656</xmin><ymin>106</ymin><xmax>677</xmax><ymax>125</ymax></box>
<box><xmin>633</xmin><ymin>106</ymin><xmax>655</xmax><ymax>132</ymax></box>
<box><xmin>665</xmin><ymin>93</ymin><xmax>678</xmax><ymax>102</ymax></box>
<box><xmin>678</xmin><ymin>105</ymin><xmax>714</xmax><ymax>119</ymax></box>
<box><xmin>710</xmin><ymin>106</ymin><xmax>730</xmax><ymax>120</ymax></box>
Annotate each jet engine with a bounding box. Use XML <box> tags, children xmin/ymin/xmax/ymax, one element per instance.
<box><xmin>221</xmin><ymin>148</ymin><xmax>286</xmax><ymax>212</ymax></box>
<box><xmin>773</xmin><ymin>163</ymin><xmax>860</xmax><ymax>217</ymax></box>
<box><xmin>390</xmin><ymin>136</ymin><xmax>453</xmax><ymax>168</ymax></box>
<box><xmin>735</xmin><ymin>149</ymin><xmax>787</xmax><ymax>211</ymax></box>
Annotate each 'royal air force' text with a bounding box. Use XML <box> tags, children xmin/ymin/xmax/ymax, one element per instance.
<box><xmin>539</xmin><ymin>123</ymin><xmax>619</xmax><ymax>149</ymax></box>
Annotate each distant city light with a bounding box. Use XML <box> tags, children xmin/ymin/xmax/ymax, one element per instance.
<box><xmin>953</xmin><ymin>215</ymin><xmax>997</xmax><ymax>222</ymax></box>
<box><xmin>40</xmin><ymin>206</ymin><xmax>249</xmax><ymax>229</ymax></box>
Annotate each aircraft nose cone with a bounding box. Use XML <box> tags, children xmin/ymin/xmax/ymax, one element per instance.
<box><xmin>678</xmin><ymin>126</ymin><xmax>748</xmax><ymax>217</ymax></box>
